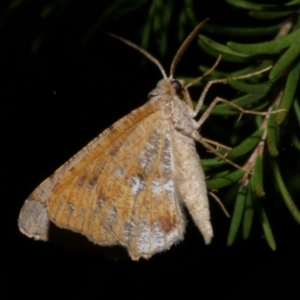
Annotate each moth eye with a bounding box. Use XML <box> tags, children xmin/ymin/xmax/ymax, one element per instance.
<box><xmin>171</xmin><ymin>80</ymin><xmax>183</xmax><ymax>94</ymax></box>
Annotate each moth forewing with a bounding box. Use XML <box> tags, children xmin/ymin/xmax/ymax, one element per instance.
<box><xmin>18</xmin><ymin>99</ymin><xmax>169</xmax><ymax>240</ymax></box>
<box><xmin>47</xmin><ymin>97</ymin><xmax>187</xmax><ymax>260</ymax></box>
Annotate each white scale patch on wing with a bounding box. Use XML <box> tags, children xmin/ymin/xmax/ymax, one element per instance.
<box><xmin>114</xmin><ymin>168</ymin><xmax>123</xmax><ymax>178</ymax></box>
<box><xmin>161</xmin><ymin>132</ymin><xmax>172</xmax><ymax>170</ymax></box>
<box><xmin>130</xmin><ymin>174</ymin><xmax>146</xmax><ymax>195</ymax></box>
<box><xmin>165</xmin><ymin>227</ymin><xmax>179</xmax><ymax>244</ymax></box>
<box><xmin>161</xmin><ymin>131</ymin><xmax>176</xmax><ymax>200</ymax></box>
<box><xmin>138</xmin><ymin>126</ymin><xmax>163</xmax><ymax>172</ymax></box>
<box><xmin>151</xmin><ymin>178</ymin><xmax>162</xmax><ymax>195</ymax></box>
<box><xmin>98</xmin><ymin>197</ymin><xmax>105</xmax><ymax>208</ymax></box>
<box><xmin>138</xmin><ymin>142</ymin><xmax>155</xmax><ymax>170</ymax></box>
<box><xmin>137</xmin><ymin>218</ymin><xmax>151</xmax><ymax>253</ymax></box>
<box><xmin>150</xmin><ymin>221</ymin><xmax>165</xmax><ymax>251</ymax></box>
<box><xmin>163</xmin><ymin>180</ymin><xmax>175</xmax><ymax>198</ymax></box>
<box><xmin>67</xmin><ymin>202</ymin><xmax>75</xmax><ymax>212</ymax></box>
<box><xmin>106</xmin><ymin>205</ymin><xmax>118</xmax><ymax>224</ymax></box>
<box><xmin>123</xmin><ymin>220</ymin><xmax>136</xmax><ymax>242</ymax></box>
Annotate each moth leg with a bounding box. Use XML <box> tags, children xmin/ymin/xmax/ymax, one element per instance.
<box><xmin>193</xmin><ymin>97</ymin><xmax>284</xmax><ymax>173</ymax></box>
<box><xmin>209</xmin><ymin>191</ymin><xmax>230</xmax><ymax>218</ymax></box>
<box><xmin>201</xmin><ymin>137</ymin><xmax>232</xmax><ymax>151</ymax></box>
<box><xmin>183</xmin><ymin>55</ymin><xmax>222</xmax><ymax>111</ymax></box>
<box><xmin>195</xmin><ymin>96</ymin><xmax>284</xmax><ymax>128</ymax></box>
<box><xmin>192</xmin><ymin>66</ymin><xmax>274</xmax><ymax>118</ymax></box>
<box><xmin>194</xmin><ymin>131</ymin><xmax>250</xmax><ymax>174</ymax></box>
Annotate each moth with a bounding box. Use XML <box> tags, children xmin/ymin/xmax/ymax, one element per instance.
<box><xmin>18</xmin><ymin>19</ymin><xmax>276</xmax><ymax>260</ymax></box>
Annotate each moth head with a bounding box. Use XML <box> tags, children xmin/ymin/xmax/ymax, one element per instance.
<box><xmin>147</xmin><ymin>78</ymin><xmax>185</xmax><ymax>101</ymax></box>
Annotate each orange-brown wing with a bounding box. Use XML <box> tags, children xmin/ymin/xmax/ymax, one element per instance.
<box><xmin>18</xmin><ymin>100</ymin><xmax>166</xmax><ymax>240</ymax></box>
<box><xmin>47</xmin><ymin>102</ymin><xmax>185</xmax><ymax>260</ymax></box>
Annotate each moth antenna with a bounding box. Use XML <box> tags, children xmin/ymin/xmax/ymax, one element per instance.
<box><xmin>169</xmin><ymin>18</ymin><xmax>209</xmax><ymax>78</ymax></box>
<box><xmin>107</xmin><ymin>33</ymin><xmax>167</xmax><ymax>79</ymax></box>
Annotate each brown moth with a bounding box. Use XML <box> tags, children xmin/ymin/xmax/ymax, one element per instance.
<box><xmin>18</xmin><ymin>19</ymin><xmax>278</xmax><ymax>260</ymax></box>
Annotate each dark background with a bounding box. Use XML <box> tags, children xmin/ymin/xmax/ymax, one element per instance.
<box><xmin>2</xmin><ymin>1</ymin><xmax>299</xmax><ymax>298</ymax></box>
